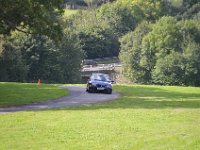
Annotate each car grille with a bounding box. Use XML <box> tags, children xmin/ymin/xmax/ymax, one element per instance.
<box><xmin>96</xmin><ymin>84</ymin><xmax>106</xmax><ymax>88</ymax></box>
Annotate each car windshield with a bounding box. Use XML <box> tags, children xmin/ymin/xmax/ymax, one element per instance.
<box><xmin>91</xmin><ymin>74</ymin><xmax>110</xmax><ymax>82</ymax></box>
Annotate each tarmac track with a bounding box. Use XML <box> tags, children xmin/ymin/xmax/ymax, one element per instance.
<box><xmin>0</xmin><ymin>86</ymin><xmax>120</xmax><ymax>114</ymax></box>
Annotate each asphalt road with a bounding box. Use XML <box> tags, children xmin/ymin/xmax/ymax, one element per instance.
<box><xmin>0</xmin><ymin>86</ymin><xmax>120</xmax><ymax>114</ymax></box>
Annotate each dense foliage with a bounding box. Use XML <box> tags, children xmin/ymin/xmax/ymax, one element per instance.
<box><xmin>120</xmin><ymin>16</ymin><xmax>200</xmax><ymax>86</ymax></box>
<box><xmin>0</xmin><ymin>32</ymin><xmax>83</xmax><ymax>83</ymax></box>
<box><xmin>0</xmin><ymin>0</ymin><xmax>200</xmax><ymax>85</ymax></box>
<box><xmin>0</xmin><ymin>0</ymin><xmax>64</xmax><ymax>42</ymax></box>
<box><xmin>64</xmin><ymin>2</ymin><xmax>136</xmax><ymax>59</ymax></box>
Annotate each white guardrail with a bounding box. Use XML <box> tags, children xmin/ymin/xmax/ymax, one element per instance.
<box><xmin>82</xmin><ymin>63</ymin><xmax>122</xmax><ymax>71</ymax></box>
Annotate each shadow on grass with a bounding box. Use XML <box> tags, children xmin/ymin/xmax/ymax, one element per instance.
<box><xmin>47</xmin><ymin>85</ymin><xmax>200</xmax><ymax>111</ymax></box>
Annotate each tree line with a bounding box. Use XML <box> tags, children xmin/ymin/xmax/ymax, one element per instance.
<box><xmin>119</xmin><ymin>0</ymin><xmax>200</xmax><ymax>86</ymax></box>
<box><xmin>0</xmin><ymin>0</ymin><xmax>200</xmax><ymax>85</ymax></box>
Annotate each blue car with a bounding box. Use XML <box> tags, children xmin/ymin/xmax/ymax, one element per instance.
<box><xmin>86</xmin><ymin>73</ymin><xmax>113</xmax><ymax>94</ymax></box>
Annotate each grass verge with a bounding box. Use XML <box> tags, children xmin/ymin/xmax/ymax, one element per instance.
<box><xmin>0</xmin><ymin>82</ymin><xmax>68</xmax><ymax>107</ymax></box>
<box><xmin>0</xmin><ymin>84</ymin><xmax>200</xmax><ymax>149</ymax></box>
<box><xmin>64</xmin><ymin>9</ymin><xmax>78</xmax><ymax>17</ymax></box>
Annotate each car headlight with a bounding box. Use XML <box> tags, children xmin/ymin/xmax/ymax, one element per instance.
<box><xmin>89</xmin><ymin>83</ymin><xmax>96</xmax><ymax>87</ymax></box>
<box><xmin>105</xmin><ymin>84</ymin><xmax>112</xmax><ymax>88</ymax></box>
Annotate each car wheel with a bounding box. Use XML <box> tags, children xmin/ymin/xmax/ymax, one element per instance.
<box><xmin>88</xmin><ymin>87</ymin><xmax>96</xmax><ymax>93</ymax></box>
<box><xmin>88</xmin><ymin>88</ymin><xmax>92</xmax><ymax>93</ymax></box>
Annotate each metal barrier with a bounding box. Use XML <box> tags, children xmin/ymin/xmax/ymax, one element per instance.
<box><xmin>82</xmin><ymin>63</ymin><xmax>121</xmax><ymax>72</ymax></box>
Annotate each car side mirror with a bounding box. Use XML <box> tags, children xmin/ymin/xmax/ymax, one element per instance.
<box><xmin>111</xmin><ymin>80</ymin><xmax>115</xmax><ymax>84</ymax></box>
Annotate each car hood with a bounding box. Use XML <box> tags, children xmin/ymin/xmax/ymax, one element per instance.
<box><xmin>89</xmin><ymin>80</ymin><xmax>112</xmax><ymax>86</ymax></box>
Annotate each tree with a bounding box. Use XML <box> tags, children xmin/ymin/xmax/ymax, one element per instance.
<box><xmin>78</xmin><ymin>26</ymin><xmax>119</xmax><ymax>59</ymax></box>
<box><xmin>97</xmin><ymin>2</ymin><xmax>137</xmax><ymax>36</ymax></box>
<box><xmin>0</xmin><ymin>30</ymin><xmax>84</xmax><ymax>83</ymax></box>
<box><xmin>0</xmin><ymin>34</ymin><xmax>28</xmax><ymax>81</ymax></box>
<box><xmin>21</xmin><ymin>32</ymin><xmax>84</xmax><ymax>83</ymax></box>
<box><xmin>84</xmin><ymin>0</ymin><xmax>99</xmax><ymax>8</ymax></box>
<box><xmin>65</xmin><ymin>9</ymin><xmax>120</xmax><ymax>59</ymax></box>
<box><xmin>152</xmin><ymin>52</ymin><xmax>186</xmax><ymax>85</ymax></box>
<box><xmin>117</xmin><ymin>0</ymin><xmax>167</xmax><ymax>21</ymax></box>
<box><xmin>0</xmin><ymin>0</ymin><xmax>64</xmax><ymax>42</ymax></box>
<box><xmin>57</xmin><ymin>31</ymin><xmax>84</xmax><ymax>83</ymax></box>
<box><xmin>120</xmin><ymin>16</ymin><xmax>200</xmax><ymax>86</ymax></box>
<box><xmin>119</xmin><ymin>21</ymin><xmax>152</xmax><ymax>83</ymax></box>
<box><xmin>182</xmin><ymin>3</ymin><xmax>200</xmax><ymax>20</ymax></box>
<box><xmin>21</xmin><ymin>35</ymin><xmax>57</xmax><ymax>82</ymax></box>
<box><xmin>144</xmin><ymin>17</ymin><xmax>200</xmax><ymax>85</ymax></box>
<box><xmin>183</xmin><ymin>42</ymin><xmax>200</xmax><ymax>86</ymax></box>
<box><xmin>144</xmin><ymin>16</ymin><xmax>182</xmax><ymax>58</ymax></box>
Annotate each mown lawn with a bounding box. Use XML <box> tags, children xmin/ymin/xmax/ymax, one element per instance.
<box><xmin>64</xmin><ymin>9</ymin><xmax>78</xmax><ymax>17</ymax></box>
<box><xmin>0</xmin><ymin>84</ymin><xmax>200</xmax><ymax>150</ymax></box>
<box><xmin>0</xmin><ymin>82</ymin><xmax>68</xmax><ymax>107</ymax></box>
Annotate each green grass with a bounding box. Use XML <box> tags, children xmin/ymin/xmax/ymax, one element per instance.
<box><xmin>0</xmin><ymin>82</ymin><xmax>68</xmax><ymax>107</ymax></box>
<box><xmin>63</xmin><ymin>9</ymin><xmax>78</xmax><ymax>17</ymax></box>
<box><xmin>171</xmin><ymin>0</ymin><xmax>183</xmax><ymax>8</ymax></box>
<box><xmin>0</xmin><ymin>84</ymin><xmax>200</xmax><ymax>149</ymax></box>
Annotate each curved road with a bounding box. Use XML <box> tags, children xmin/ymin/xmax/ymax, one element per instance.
<box><xmin>0</xmin><ymin>86</ymin><xmax>120</xmax><ymax>114</ymax></box>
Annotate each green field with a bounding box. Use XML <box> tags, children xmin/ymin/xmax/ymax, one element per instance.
<box><xmin>0</xmin><ymin>84</ymin><xmax>200</xmax><ymax>149</ymax></box>
<box><xmin>64</xmin><ymin>9</ymin><xmax>78</xmax><ymax>17</ymax></box>
<box><xmin>0</xmin><ymin>82</ymin><xmax>68</xmax><ymax>107</ymax></box>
